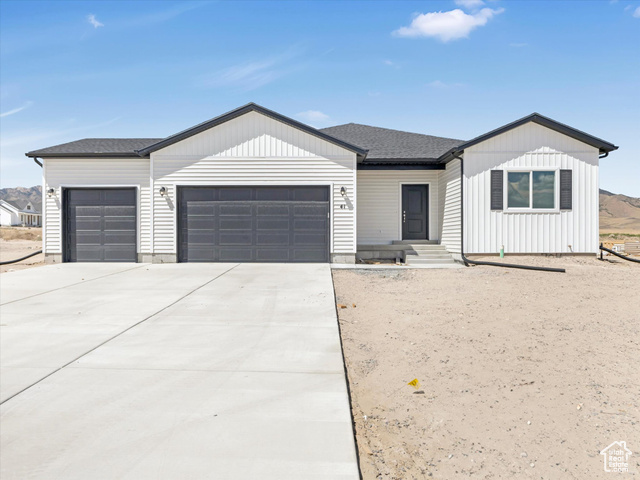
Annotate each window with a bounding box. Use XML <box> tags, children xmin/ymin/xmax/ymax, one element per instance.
<box><xmin>507</xmin><ymin>170</ymin><xmax>556</xmax><ymax>210</ymax></box>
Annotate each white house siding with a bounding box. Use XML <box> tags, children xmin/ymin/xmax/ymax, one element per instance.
<box><xmin>438</xmin><ymin>159</ymin><xmax>461</xmax><ymax>256</ymax></box>
<box><xmin>42</xmin><ymin>158</ymin><xmax>151</xmax><ymax>257</ymax></box>
<box><xmin>356</xmin><ymin>170</ymin><xmax>439</xmax><ymax>245</ymax></box>
<box><xmin>151</xmin><ymin>111</ymin><xmax>357</xmax><ymax>260</ymax></box>
<box><xmin>0</xmin><ymin>204</ymin><xmax>20</xmax><ymax>226</ymax></box>
<box><xmin>463</xmin><ymin>122</ymin><xmax>599</xmax><ymax>254</ymax></box>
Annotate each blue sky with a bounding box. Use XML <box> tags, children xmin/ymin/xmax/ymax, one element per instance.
<box><xmin>1</xmin><ymin>0</ymin><xmax>639</xmax><ymax>195</ymax></box>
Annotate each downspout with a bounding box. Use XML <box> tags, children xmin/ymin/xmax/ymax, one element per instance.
<box><xmin>33</xmin><ymin>157</ymin><xmax>43</xmax><ymax>168</ymax></box>
<box><xmin>454</xmin><ymin>152</ymin><xmax>565</xmax><ymax>273</ymax></box>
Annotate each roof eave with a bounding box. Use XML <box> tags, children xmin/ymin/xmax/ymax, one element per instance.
<box><xmin>25</xmin><ymin>152</ymin><xmax>148</xmax><ymax>159</ymax></box>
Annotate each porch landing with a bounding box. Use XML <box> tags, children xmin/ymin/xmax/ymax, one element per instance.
<box><xmin>356</xmin><ymin>241</ymin><xmax>458</xmax><ymax>267</ymax></box>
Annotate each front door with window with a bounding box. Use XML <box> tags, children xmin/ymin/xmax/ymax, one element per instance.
<box><xmin>402</xmin><ymin>184</ymin><xmax>428</xmax><ymax>240</ymax></box>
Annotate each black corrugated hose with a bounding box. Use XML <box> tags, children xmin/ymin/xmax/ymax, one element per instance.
<box><xmin>0</xmin><ymin>250</ymin><xmax>43</xmax><ymax>265</ymax></box>
<box><xmin>599</xmin><ymin>243</ymin><xmax>640</xmax><ymax>264</ymax></box>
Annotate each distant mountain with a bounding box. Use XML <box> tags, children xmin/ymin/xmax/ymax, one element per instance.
<box><xmin>600</xmin><ymin>189</ymin><xmax>640</xmax><ymax>234</ymax></box>
<box><xmin>0</xmin><ymin>186</ymin><xmax>42</xmax><ymax>212</ymax></box>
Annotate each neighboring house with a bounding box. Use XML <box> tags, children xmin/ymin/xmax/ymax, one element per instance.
<box><xmin>25</xmin><ymin>103</ymin><xmax>617</xmax><ymax>264</ymax></box>
<box><xmin>0</xmin><ymin>199</ymin><xmax>42</xmax><ymax>227</ymax></box>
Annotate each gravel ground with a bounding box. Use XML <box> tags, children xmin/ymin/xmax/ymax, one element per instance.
<box><xmin>333</xmin><ymin>256</ymin><xmax>640</xmax><ymax>479</ymax></box>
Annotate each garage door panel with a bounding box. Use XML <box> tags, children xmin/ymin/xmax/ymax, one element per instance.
<box><xmin>219</xmin><ymin>188</ymin><xmax>253</xmax><ymax>201</ymax></box>
<box><xmin>256</xmin><ymin>233</ymin><xmax>290</xmax><ymax>246</ymax></box>
<box><xmin>102</xmin><ymin>205</ymin><xmax>136</xmax><ymax>217</ymax></box>
<box><xmin>219</xmin><ymin>248</ymin><xmax>254</xmax><ymax>262</ymax></box>
<box><xmin>294</xmin><ymin>233</ymin><xmax>328</xmax><ymax>245</ymax></box>
<box><xmin>219</xmin><ymin>218</ymin><xmax>253</xmax><ymax>230</ymax></box>
<box><xmin>181</xmin><ymin>231</ymin><xmax>215</xmax><ymax>245</ymax></box>
<box><xmin>294</xmin><ymin>219</ymin><xmax>327</xmax><ymax>231</ymax></box>
<box><xmin>255</xmin><ymin>187</ymin><xmax>290</xmax><ymax>201</ymax></box>
<box><xmin>103</xmin><ymin>232</ymin><xmax>137</xmax><ymax>244</ymax></box>
<box><xmin>293</xmin><ymin>249</ymin><xmax>328</xmax><ymax>262</ymax></box>
<box><xmin>255</xmin><ymin>249</ymin><xmax>290</xmax><ymax>261</ymax></box>
<box><xmin>256</xmin><ymin>218</ymin><xmax>289</xmax><ymax>230</ymax></box>
<box><xmin>257</xmin><ymin>205</ymin><xmax>290</xmax><ymax>216</ymax></box>
<box><xmin>292</xmin><ymin>188</ymin><xmax>329</xmax><ymax>202</ymax></box>
<box><xmin>72</xmin><ymin>218</ymin><xmax>102</xmax><ymax>231</ymax></box>
<box><xmin>219</xmin><ymin>205</ymin><xmax>252</xmax><ymax>216</ymax></box>
<box><xmin>294</xmin><ymin>205</ymin><xmax>327</xmax><ymax>216</ymax></box>
<box><xmin>186</xmin><ymin>204</ymin><xmax>216</xmax><ymax>216</ymax></box>
<box><xmin>64</xmin><ymin>188</ymin><xmax>137</xmax><ymax>263</ymax></box>
<box><xmin>186</xmin><ymin>217</ymin><xmax>216</xmax><ymax>230</ymax></box>
<box><xmin>179</xmin><ymin>187</ymin><xmax>329</xmax><ymax>263</ymax></box>
<box><xmin>219</xmin><ymin>232</ymin><xmax>252</xmax><ymax>246</ymax></box>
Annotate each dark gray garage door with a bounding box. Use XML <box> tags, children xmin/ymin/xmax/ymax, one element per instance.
<box><xmin>178</xmin><ymin>187</ymin><xmax>329</xmax><ymax>263</ymax></box>
<box><xmin>64</xmin><ymin>188</ymin><xmax>137</xmax><ymax>262</ymax></box>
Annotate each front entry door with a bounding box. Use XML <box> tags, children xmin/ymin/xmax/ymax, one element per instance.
<box><xmin>402</xmin><ymin>184</ymin><xmax>429</xmax><ymax>240</ymax></box>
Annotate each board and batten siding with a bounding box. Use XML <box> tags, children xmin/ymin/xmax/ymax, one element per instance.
<box><xmin>42</xmin><ymin>158</ymin><xmax>151</xmax><ymax>255</ymax></box>
<box><xmin>438</xmin><ymin>159</ymin><xmax>461</xmax><ymax>256</ymax></box>
<box><xmin>356</xmin><ymin>170</ymin><xmax>439</xmax><ymax>245</ymax></box>
<box><xmin>463</xmin><ymin>122</ymin><xmax>599</xmax><ymax>254</ymax></box>
<box><xmin>151</xmin><ymin>111</ymin><xmax>357</xmax><ymax>257</ymax></box>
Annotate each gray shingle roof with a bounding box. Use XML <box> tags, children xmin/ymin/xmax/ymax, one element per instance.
<box><xmin>320</xmin><ymin>123</ymin><xmax>464</xmax><ymax>163</ymax></box>
<box><xmin>3</xmin><ymin>199</ymin><xmax>42</xmax><ymax>214</ymax></box>
<box><xmin>27</xmin><ymin>138</ymin><xmax>162</xmax><ymax>157</ymax></box>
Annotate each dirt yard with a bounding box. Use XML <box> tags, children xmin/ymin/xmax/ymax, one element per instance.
<box><xmin>333</xmin><ymin>257</ymin><xmax>640</xmax><ymax>479</ymax></box>
<box><xmin>0</xmin><ymin>227</ymin><xmax>43</xmax><ymax>273</ymax></box>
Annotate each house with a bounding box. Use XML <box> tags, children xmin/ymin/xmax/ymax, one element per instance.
<box><xmin>25</xmin><ymin>103</ymin><xmax>617</xmax><ymax>264</ymax></box>
<box><xmin>0</xmin><ymin>199</ymin><xmax>42</xmax><ymax>227</ymax></box>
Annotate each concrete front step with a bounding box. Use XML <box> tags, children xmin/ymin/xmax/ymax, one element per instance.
<box><xmin>392</xmin><ymin>240</ymin><xmax>438</xmax><ymax>245</ymax></box>
<box><xmin>403</xmin><ymin>245</ymin><xmax>449</xmax><ymax>251</ymax></box>
<box><xmin>406</xmin><ymin>257</ymin><xmax>457</xmax><ymax>265</ymax></box>
<box><xmin>405</xmin><ymin>253</ymin><xmax>453</xmax><ymax>259</ymax></box>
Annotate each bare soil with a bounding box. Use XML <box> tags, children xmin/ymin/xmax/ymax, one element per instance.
<box><xmin>333</xmin><ymin>257</ymin><xmax>640</xmax><ymax>479</ymax></box>
<box><xmin>0</xmin><ymin>238</ymin><xmax>43</xmax><ymax>273</ymax></box>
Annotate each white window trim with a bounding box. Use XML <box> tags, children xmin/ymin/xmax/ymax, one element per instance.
<box><xmin>503</xmin><ymin>168</ymin><xmax>560</xmax><ymax>214</ymax></box>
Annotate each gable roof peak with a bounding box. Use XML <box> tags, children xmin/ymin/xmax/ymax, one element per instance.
<box><xmin>136</xmin><ymin>103</ymin><xmax>368</xmax><ymax>157</ymax></box>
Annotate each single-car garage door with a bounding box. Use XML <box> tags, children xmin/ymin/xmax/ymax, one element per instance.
<box><xmin>178</xmin><ymin>186</ymin><xmax>329</xmax><ymax>263</ymax></box>
<box><xmin>63</xmin><ymin>188</ymin><xmax>137</xmax><ymax>262</ymax></box>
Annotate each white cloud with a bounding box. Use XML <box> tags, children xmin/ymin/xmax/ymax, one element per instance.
<box><xmin>633</xmin><ymin>6</ymin><xmax>640</xmax><ymax>17</ymax></box>
<box><xmin>87</xmin><ymin>14</ymin><xmax>104</xmax><ymax>28</ymax></box>
<box><xmin>454</xmin><ymin>0</ymin><xmax>485</xmax><ymax>9</ymax></box>
<box><xmin>426</xmin><ymin>80</ymin><xmax>465</xmax><ymax>88</ymax></box>
<box><xmin>509</xmin><ymin>42</ymin><xmax>528</xmax><ymax>47</ymax></box>
<box><xmin>393</xmin><ymin>7</ymin><xmax>504</xmax><ymax>42</ymax></box>
<box><xmin>296</xmin><ymin>110</ymin><xmax>330</xmax><ymax>123</ymax></box>
<box><xmin>0</xmin><ymin>101</ymin><xmax>33</xmax><ymax>118</ymax></box>
<box><xmin>384</xmin><ymin>59</ymin><xmax>395</xmax><ymax>66</ymax></box>
<box><xmin>197</xmin><ymin>49</ymin><xmax>301</xmax><ymax>91</ymax></box>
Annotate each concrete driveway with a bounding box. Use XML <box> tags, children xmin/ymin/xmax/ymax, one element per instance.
<box><xmin>0</xmin><ymin>263</ymin><xmax>359</xmax><ymax>480</ymax></box>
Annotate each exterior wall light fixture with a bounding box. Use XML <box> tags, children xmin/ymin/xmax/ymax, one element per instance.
<box><xmin>159</xmin><ymin>186</ymin><xmax>167</xmax><ymax>197</ymax></box>
<box><xmin>47</xmin><ymin>188</ymin><xmax>55</xmax><ymax>197</ymax></box>
<box><xmin>340</xmin><ymin>186</ymin><xmax>347</xmax><ymax>196</ymax></box>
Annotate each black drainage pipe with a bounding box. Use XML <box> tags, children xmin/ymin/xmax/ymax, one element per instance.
<box><xmin>0</xmin><ymin>250</ymin><xmax>43</xmax><ymax>266</ymax></box>
<box><xmin>599</xmin><ymin>243</ymin><xmax>640</xmax><ymax>264</ymax></box>
<box><xmin>461</xmin><ymin>254</ymin><xmax>566</xmax><ymax>273</ymax></box>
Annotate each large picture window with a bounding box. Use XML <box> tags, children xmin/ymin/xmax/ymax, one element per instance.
<box><xmin>507</xmin><ymin>170</ymin><xmax>556</xmax><ymax>210</ymax></box>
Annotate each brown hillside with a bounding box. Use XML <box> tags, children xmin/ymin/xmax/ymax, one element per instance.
<box><xmin>599</xmin><ymin>189</ymin><xmax>640</xmax><ymax>234</ymax></box>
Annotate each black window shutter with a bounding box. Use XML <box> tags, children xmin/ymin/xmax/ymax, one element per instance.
<box><xmin>490</xmin><ymin>170</ymin><xmax>503</xmax><ymax>210</ymax></box>
<box><xmin>560</xmin><ymin>169</ymin><xmax>572</xmax><ymax>210</ymax></box>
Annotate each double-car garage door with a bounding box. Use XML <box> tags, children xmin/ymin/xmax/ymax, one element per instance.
<box><xmin>178</xmin><ymin>186</ymin><xmax>329</xmax><ymax>263</ymax></box>
<box><xmin>63</xmin><ymin>186</ymin><xmax>330</xmax><ymax>263</ymax></box>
